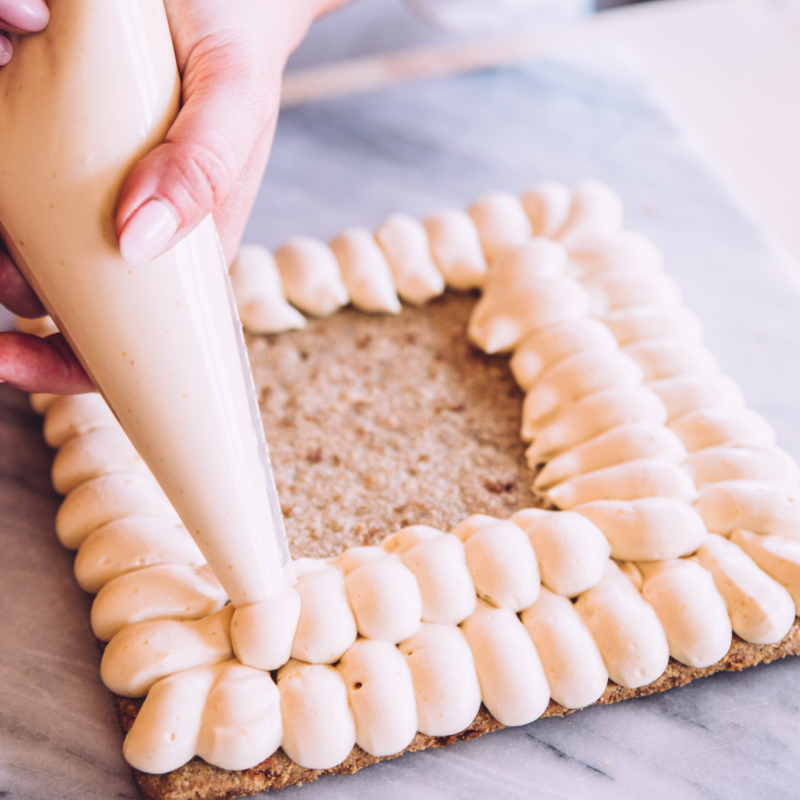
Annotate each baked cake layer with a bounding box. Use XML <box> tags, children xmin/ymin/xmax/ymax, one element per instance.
<box><xmin>248</xmin><ymin>292</ymin><xmax>543</xmax><ymax>559</ymax></box>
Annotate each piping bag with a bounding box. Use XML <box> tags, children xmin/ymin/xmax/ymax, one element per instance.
<box><xmin>0</xmin><ymin>0</ymin><xmax>294</xmax><ymax>605</ymax></box>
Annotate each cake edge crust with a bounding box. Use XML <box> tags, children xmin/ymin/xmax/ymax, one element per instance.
<box><xmin>120</xmin><ymin>619</ymin><xmax>800</xmax><ymax>800</ymax></box>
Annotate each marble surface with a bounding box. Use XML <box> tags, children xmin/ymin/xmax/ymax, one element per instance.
<box><xmin>3</xmin><ymin>48</ymin><xmax>800</xmax><ymax>800</ymax></box>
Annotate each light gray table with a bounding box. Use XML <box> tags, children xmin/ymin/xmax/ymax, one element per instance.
<box><xmin>3</xmin><ymin>48</ymin><xmax>800</xmax><ymax>800</ymax></box>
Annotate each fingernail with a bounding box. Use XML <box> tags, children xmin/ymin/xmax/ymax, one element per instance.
<box><xmin>0</xmin><ymin>0</ymin><xmax>49</xmax><ymax>32</ymax></box>
<box><xmin>119</xmin><ymin>199</ymin><xmax>180</xmax><ymax>266</ymax></box>
<box><xmin>0</xmin><ymin>36</ymin><xmax>11</xmax><ymax>66</ymax></box>
<box><xmin>0</xmin><ymin>0</ymin><xmax>49</xmax><ymax>31</ymax></box>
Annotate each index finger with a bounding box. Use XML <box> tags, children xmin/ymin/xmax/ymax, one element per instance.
<box><xmin>0</xmin><ymin>0</ymin><xmax>49</xmax><ymax>35</ymax></box>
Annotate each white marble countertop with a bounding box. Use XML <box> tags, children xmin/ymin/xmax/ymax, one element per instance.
<box><xmin>3</xmin><ymin>44</ymin><xmax>800</xmax><ymax>800</ymax></box>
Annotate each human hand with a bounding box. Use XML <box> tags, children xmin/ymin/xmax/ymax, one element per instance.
<box><xmin>0</xmin><ymin>0</ymin><xmax>347</xmax><ymax>394</ymax></box>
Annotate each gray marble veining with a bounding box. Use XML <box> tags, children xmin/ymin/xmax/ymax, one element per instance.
<box><xmin>3</xmin><ymin>47</ymin><xmax>800</xmax><ymax>800</ymax></box>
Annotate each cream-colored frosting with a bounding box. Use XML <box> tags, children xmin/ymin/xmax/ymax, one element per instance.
<box><xmin>2</xmin><ymin>0</ymin><xmax>292</xmax><ymax>608</ymax></box>
<box><xmin>533</xmin><ymin>422</ymin><xmax>687</xmax><ymax>490</ymax></box>
<box><xmin>548</xmin><ymin>458</ymin><xmax>698</xmax><ymax>510</ymax></box>
<box><xmin>638</xmin><ymin>559</ymin><xmax>731</xmax><ymax>668</ymax></box>
<box><xmin>601</xmin><ymin>305</ymin><xmax>704</xmax><ymax>347</ymax></box>
<box><xmin>374</xmin><ymin>213</ymin><xmax>445</xmax><ymax>305</ymax></box>
<box><xmin>30</xmin><ymin>392</ymin><xmax>61</xmax><ymax>415</ymax></box>
<box><xmin>422</xmin><ymin>209</ymin><xmax>488</xmax><ymax>291</ymax></box>
<box><xmin>468</xmin><ymin>191</ymin><xmax>533</xmax><ymax>262</ymax></box>
<box><xmin>483</xmin><ymin>238</ymin><xmax>567</xmax><ymax>290</ymax></box>
<box><xmin>74</xmin><ymin>515</ymin><xmax>204</xmax><ymax>594</ymax></box>
<box><xmin>684</xmin><ymin>445</ymin><xmax>800</xmax><ymax>488</ymax></box>
<box><xmin>520</xmin><ymin>587</ymin><xmax>608</xmax><ymax>708</ymax></box>
<box><xmin>574</xmin><ymin>497</ymin><xmax>707</xmax><ymax>562</ymax></box>
<box><xmin>568</xmin><ymin>231</ymin><xmax>663</xmax><ymax>279</ymax></box>
<box><xmin>91</xmin><ymin>563</ymin><xmax>227</xmax><ymax>641</ymax></box>
<box><xmin>381</xmin><ymin>524</ymin><xmax>447</xmax><ymax>554</ymax></box>
<box><xmin>52</xmin><ymin>426</ymin><xmax>149</xmax><ymax>495</ymax></box>
<box><xmin>731</xmin><ymin>529</ymin><xmax>800</xmax><ymax>613</ymax></box>
<box><xmin>455</xmin><ymin>519</ymin><xmax>540</xmax><ymax>611</ymax></box>
<box><xmin>338</xmin><ymin>638</ymin><xmax>417</xmax><ymax>757</ymax></box>
<box><xmin>229</xmin><ymin>244</ymin><xmax>306</xmax><ymax>335</ymax></box>
<box><xmin>398</xmin><ymin>622</ymin><xmax>481</xmax><ymax>736</ymax></box>
<box><xmin>277</xmin><ymin>660</ymin><xmax>356</xmax><ymax>769</ymax></box>
<box><xmin>510</xmin><ymin>317</ymin><xmax>619</xmax><ymax>392</ymax></box>
<box><xmin>556</xmin><ymin>181</ymin><xmax>624</xmax><ymax>249</ymax></box>
<box><xmin>329</xmin><ymin>227</ymin><xmax>401</xmax><ymax>314</ymax></box>
<box><xmin>125</xmin><ymin>659</ymin><xmax>282</xmax><ymax>774</ymax></box>
<box><xmin>231</xmin><ymin>588</ymin><xmax>302</xmax><ymax>671</ymax></box>
<box><xmin>469</xmin><ymin>275</ymin><xmax>590</xmax><ymax>355</ymax></box>
<box><xmin>647</xmin><ymin>374</ymin><xmax>745</xmax><ymax>422</ymax></box>
<box><xmin>345</xmin><ymin>556</ymin><xmax>422</xmax><ymax>643</ymax></box>
<box><xmin>511</xmin><ymin>509</ymin><xmax>611</xmax><ymax>597</ymax></box>
<box><xmin>398</xmin><ymin>534</ymin><xmax>477</xmax><ymax>624</ymax></box>
<box><xmin>101</xmin><ymin>605</ymin><xmax>234</xmax><ymax>697</ymax></box>
<box><xmin>623</xmin><ymin>340</ymin><xmax>719</xmax><ymax>381</ymax></box>
<box><xmin>575</xmin><ymin>560</ymin><xmax>669</xmax><ymax>689</ymax></box>
<box><xmin>694</xmin><ymin>480</ymin><xmax>800</xmax><ymax>539</ymax></box>
<box><xmin>670</xmin><ymin>406</ymin><xmax>777</xmax><ymax>452</ymax></box>
<box><xmin>291</xmin><ymin>565</ymin><xmax>357</xmax><ymax>664</ymax></box>
<box><xmin>460</xmin><ymin>599</ymin><xmax>550</xmax><ymax>726</ymax></box>
<box><xmin>525</xmin><ymin>385</ymin><xmax>668</xmax><ymax>459</ymax></box>
<box><xmin>44</xmin><ymin>393</ymin><xmax>119</xmax><ymax>448</ymax></box>
<box><xmin>520</xmin><ymin>182</ymin><xmax>571</xmax><ymax>238</ymax></box>
<box><xmin>274</xmin><ymin>237</ymin><xmax>349</xmax><ymax>318</ymax></box>
<box><xmin>695</xmin><ymin>534</ymin><xmax>795</xmax><ymax>644</ymax></box>
<box><xmin>56</xmin><ymin>472</ymin><xmax>178</xmax><ymax>550</ymax></box>
<box><xmin>584</xmin><ymin>272</ymin><xmax>682</xmax><ymax>316</ymax></box>
<box><xmin>521</xmin><ymin>350</ymin><xmax>644</xmax><ymax>431</ymax></box>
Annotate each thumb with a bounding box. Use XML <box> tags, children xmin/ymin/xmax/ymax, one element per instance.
<box><xmin>115</xmin><ymin>39</ymin><xmax>280</xmax><ymax>267</ymax></box>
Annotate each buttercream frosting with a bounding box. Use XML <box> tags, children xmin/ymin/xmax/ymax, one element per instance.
<box><xmin>229</xmin><ymin>244</ymin><xmax>307</xmax><ymax>334</ymax></box>
<box><xmin>520</xmin><ymin>587</ymin><xmax>608</xmax><ymax>708</ymax></box>
<box><xmin>460</xmin><ymin>599</ymin><xmax>550</xmax><ymax>726</ymax></box>
<box><xmin>468</xmin><ymin>191</ymin><xmax>532</xmax><ymax>262</ymax></box>
<box><xmin>574</xmin><ymin>560</ymin><xmax>669</xmax><ymax>689</ymax></box>
<box><xmin>638</xmin><ymin>559</ymin><xmax>732</xmax><ymax>668</ymax></box>
<box><xmin>695</xmin><ymin>534</ymin><xmax>795</xmax><ymax>644</ymax></box>
<box><xmin>374</xmin><ymin>213</ymin><xmax>445</xmax><ymax>305</ymax></box>
<box><xmin>274</xmin><ymin>237</ymin><xmax>349</xmax><ymax>318</ymax></box>
<box><xmin>398</xmin><ymin>622</ymin><xmax>481</xmax><ymax>736</ymax></box>
<box><xmin>574</xmin><ymin>497</ymin><xmax>707</xmax><ymax>562</ymax></box>
<box><xmin>422</xmin><ymin>209</ymin><xmax>488</xmax><ymax>291</ymax></box>
<box><xmin>329</xmin><ymin>227</ymin><xmax>402</xmax><ymax>314</ymax></box>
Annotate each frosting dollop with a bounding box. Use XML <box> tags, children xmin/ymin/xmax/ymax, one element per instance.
<box><xmin>574</xmin><ymin>497</ymin><xmax>707</xmax><ymax>561</ymax></box>
<box><xmin>329</xmin><ymin>227</ymin><xmax>401</xmax><ymax>314</ymax></box>
<box><xmin>338</xmin><ymin>638</ymin><xmax>417</xmax><ymax>757</ymax></box>
<box><xmin>398</xmin><ymin>622</ymin><xmax>481</xmax><ymax>736</ymax></box>
<box><xmin>468</xmin><ymin>191</ymin><xmax>532</xmax><ymax>262</ymax></box>
<box><xmin>638</xmin><ymin>559</ymin><xmax>731</xmax><ymax>668</ymax></box>
<box><xmin>277</xmin><ymin>660</ymin><xmax>356</xmax><ymax>769</ymax></box>
<box><xmin>101</xmin><ymin>605</ymin><xmax>234</xmax><ymax>697</ymax></box>
<box><xmin>274</xmin><ymin>236</ymin><xmax>349</xmax><ymax>317</ymax></box>
<box><xmin>375</xmin><ymin>213</ymin><xmax>445</xmax><ymax>305</ymax></box>
<box><xmin>533</xmin><ymin>422</ymin><xmax>687</xmax><ymax>490</ymax></box>
<box><xmin>511</xmin><ymin>508</ymin><xmax>610</xmax><ymax>597</ymax></box>
<box><xmin>548</xmin><ymin>458</ymin><xmax>698</xmax><ymax>510</ymax></box>
<box><xmin>231</xmin><ymin>588</ymin><xmax>302</xmax><ymax>671</ymax></box>
<box><xmin>694</xmin><ymin>480</ymin><xmax>800</xmax><ymax>539</ymax></box>
<box><xmin>423</xmin><ymin>208</ymin><xmax>487</xmax><ymax>291</ymax></box>
<box><xmin>460</xmin><ymin>598</ymin><xmax>550</xmax><ymax>726</ymax></box>
<box><xmin>695</xmin><ymin>534</ymin><xmax>795</xmax><ymax>644</ymax></box>
<box><xmin>520</xmin><ymin>587</ymin><xmax>608</xmax><ymax>708</ymax></box>
<box><xmin>230</xmin><ymin>243</ymin><xmax>306</xmax><ymax>334</ymax></box>
<box><xmin>574</xmin><ymin>561</ymin><xmax>669</xmax><ymax>689</ymax></box>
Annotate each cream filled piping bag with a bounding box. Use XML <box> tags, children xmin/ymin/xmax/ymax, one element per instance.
<box><xmin>0</xmin><ymin>0</ymin><xmax>293</xmax><ymax>604</ymax></box>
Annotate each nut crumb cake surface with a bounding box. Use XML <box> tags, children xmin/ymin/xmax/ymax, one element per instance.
<box><xmin>249</xmin><ymin>292</ymin><xmax>541</xmax><ymax>558</ymax></box>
